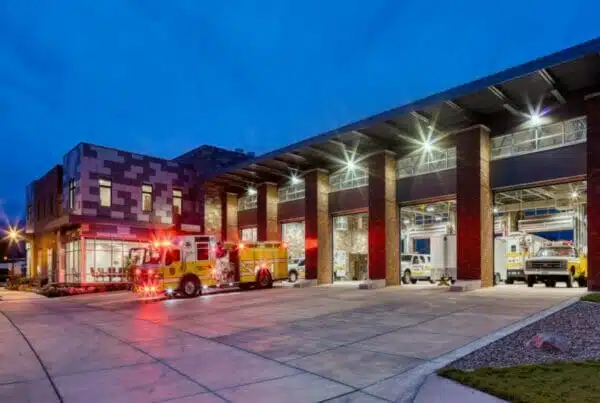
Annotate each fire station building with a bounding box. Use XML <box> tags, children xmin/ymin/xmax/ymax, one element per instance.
<box><xmin>25</xmin><ymin>38</ymin><xmax>600</xmax><ymax>291</ymax></box>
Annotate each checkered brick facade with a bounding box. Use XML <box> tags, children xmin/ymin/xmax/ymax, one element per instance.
<box><xmin>62</xmin><ymin>143</ymin><xmax>199</xmax><ymax>226</ymax></box>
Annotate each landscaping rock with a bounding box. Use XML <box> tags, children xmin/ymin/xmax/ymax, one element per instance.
<box><xmin>447</xmin><ymin>301</ymin><xmax>600</xmax><ymax>370</ymax></box>
<box><xmin>526</xmin><ymin>332</ymin><xmax>569</xmax><ymax>353</ymax></box>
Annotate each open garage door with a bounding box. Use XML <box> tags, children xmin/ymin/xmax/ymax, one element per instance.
<box><xmin>400</xmin><ymin>200</ymin><xmax>457</xmax><ymax>285</ymax></box>
<box><xmin>494</xmin><ymin>181</ymin><xmax>587</xmax><ymax>288</ymax></box>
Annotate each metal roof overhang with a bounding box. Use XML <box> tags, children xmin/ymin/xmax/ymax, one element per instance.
<box><xmin>208</xmin><ymin>37</ymin><xmax>600</xmax><ymax>192</ymax></box>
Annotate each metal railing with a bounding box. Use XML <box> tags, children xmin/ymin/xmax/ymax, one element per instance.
<box><xmin>329</xmin><ymin>169</ymin><xmax>368</xmax><ymax>192</ymax></box>
<box><xmin>397</xmin><ymin>147</ymin><xmax>456</xmax><ymax>179</ymax></box>
<box><xmin>278</xmin><ymin>183</ymin><xmax>305</xmax><ymax>202</ymax></box>
<box><xmin>491</xmin><ymin>116</ymin><xmax>586</xmax><ymax>159</ymax></box>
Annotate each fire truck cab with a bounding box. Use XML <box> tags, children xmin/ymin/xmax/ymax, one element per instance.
<box><xmin>131</xmin><ymin>235</ymin><xmax>288</xmax><ymax>297</ymax></box>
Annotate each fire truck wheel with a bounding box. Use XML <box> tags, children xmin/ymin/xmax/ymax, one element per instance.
<box><xmin>180</xmin><ymin>275</ymin><xmax>200</xmax><ymax>298</ymax></box>
<box><xmin>505</xmin><ymin>278</ymin><xmax>514</xmax><ymax>285</ymax></box>
<box><xmin>578</xmin><ymin>277</ymin><xmax>587</xmax><ymax>287</ymax></box>
<box><xmin>527</xmin><ymin>276</ymin><xmax>535</xmax><ymax>288</ymax></box>
<box><xmin>288</xmin><ymin>270</ymin><xmax>298</xmax><ymax>283</ymax></box>
<box><xmin>257</xmin><ymin>270</ymin><xmax>273</xmax><ymax>289</ymax></box>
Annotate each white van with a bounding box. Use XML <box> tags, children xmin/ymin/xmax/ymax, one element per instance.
<box><xmin>401</xmin><ymin>254</ymin><xmax>434</xmax><ymax>284</ymax></box>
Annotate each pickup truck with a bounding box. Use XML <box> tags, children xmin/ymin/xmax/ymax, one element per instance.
<box><xmin>524</xmin><ymin>243</ymin><xmax>587</xmax><ymax>288</ymax></box>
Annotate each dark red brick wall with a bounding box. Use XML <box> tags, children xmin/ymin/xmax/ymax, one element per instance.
<box><xmin>456</xmin><ymin>126</ymin><xmax>493</xmax><ymax>286</ymax></box>
<box><xmin>278</xmin><ymin>199</ymin><xmax>305</xmax><ymax>222</ymax></box>
<box><xmin>586</xmin><ymin>95</ymin><xmax>600</xmax><ymax>290</ymax></box>
<box><xmin>329</xmin><ymin>187</ymin><xmax>369</xmax><ymax>215</ymax></box>
<box><xmin>238</xmin><ymin>208</ymin><xmax>257</xmax><ymax>228</ymax></box>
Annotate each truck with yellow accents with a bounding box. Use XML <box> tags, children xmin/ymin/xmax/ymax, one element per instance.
<box><xmin>130</xmin><ymin>235</ymin><xmax>288</xmax><ymax>297</ymax></box>
<box><xmin>524</xmin><ymin>241</ymin><xmax>587</xmax><ymax>288</ymax></box>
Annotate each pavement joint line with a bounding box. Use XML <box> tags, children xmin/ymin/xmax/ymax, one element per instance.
<box><xmin>380</xmin><ymin>296</ymin><xmax>582</xmax><ymax>403</ymax></box>
<box><xmin>32</xmin><ymin>306</ymin><xmax>232</xmax><ymax>403</ymax></box>
<box><xmin>71</xmin><ymin>302</ymin><xmax>365</xmax><ymax>393</ymax></box>
<box><xmin>158</xmin><ymin>391</ymin><xmax>226</xmax><ymax>403</ymax></box>
<box><xmin>55</xmin><ymin>303</ymin><xmax>361</xmax><ymax>397</ymax></box>
<box><xmin>0</xmin><ymin>310</ymin><xmax>64</xmax><ymax>403</ymax></box>
<box><xmin>319</xmin><ymin>389</ymin><xmax>393</xmax><ymax>403</ymax></box>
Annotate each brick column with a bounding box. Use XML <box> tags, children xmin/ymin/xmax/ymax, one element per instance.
<box><xmin>454</xmin><ymin>125</ymin><xmax>493</xmax><ymax>290</ymax></box>
<box><xmin>56</xmin><ymin>230</ymin><xmax>65</xmax><ymax>283</ymax></box>
<box><xmin>257</xmin><ymin>183</ymin><xmax>279</xmax><ymax>241</ymax></box>
<box><xmin>586</xmin><ymin>93</ymin><xmax>600</xmax><ymax>291</ymax></box>
<box><xmin>221</xmin><ymin>192</ymin><xmax>239</xmax><ymax>243</ymax></box>
<box><xmin>304</xmin><ymin>169</ymin><xmax>332</xmax><ymax>284</ymax></box>
<box><xmin>367</xmin><ymin>151</ymin><xmax>399</xmax><ymax>287</ymax></box>
<box><xmin>202</xmin><ymin>182</ymin><xmax>223</xmax><ymax>240</ymax></box>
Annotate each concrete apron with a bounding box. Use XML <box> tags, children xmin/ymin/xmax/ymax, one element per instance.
<box><xmin>361</xmin><ymin>296</ymin><xmax>580</xmax><ymax>403</ymax></box>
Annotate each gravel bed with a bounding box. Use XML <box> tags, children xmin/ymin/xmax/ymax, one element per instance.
<box><xmin>448</xmin><ymin>301</ymin><xmax>600</xmax><ymax>370</ymax></box>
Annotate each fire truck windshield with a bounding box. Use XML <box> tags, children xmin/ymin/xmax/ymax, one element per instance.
<box><xmin>144</xmin><ymin>247</ymin><xmax>164</xmax><ymax>264</ymax></box>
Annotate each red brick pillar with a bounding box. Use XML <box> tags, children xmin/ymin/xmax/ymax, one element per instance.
<box><xmin>304</xmin><ymin>169</ymin><xmax>332</xmax><ymax>284</ymax></box>
<box><xmin>586</xmin><ymin>93</ymin><xmax>600</xmax><ymax>291</ymax></box>
<box><xmin>257</xmin><ymin>183</ymin><xmax>279</xmax><ymax>241</ymax></box>
<box><xmin>202</xmin><ymin>182</ymin><xmax>223</xmax><ymax>240</ymax></box>
<box><xmin>367</xmin><ymin>151</ymin><xmax>399</xmax><ymax>286</ymax></box>
<box><xmin>455</xmin><ymin>125</ymin><xmax>493</xmax><ymax>290</ymax></box>
<box><xmin>221</xmin><ymin>192</ymin><xmax>239</xmax><ymax>243</ymax></box>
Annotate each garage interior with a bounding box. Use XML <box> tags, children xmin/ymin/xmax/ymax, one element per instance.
<box><xmin>400</xmin><ymin>200</ymin><xmax>457</xmax><ymax>283</ymax></box>
<box><xmin>493</xmin><ymin>181</ymin><xmax>587</xmax><ymax>286</ymax></box>
<box><xmin>332</xmin><ymin>213</ymin><xmax>369</xmax><ymax>282</ymax></box>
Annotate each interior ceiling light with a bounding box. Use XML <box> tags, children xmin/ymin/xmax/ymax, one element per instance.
<box><xmin>346</xmin><ymin>159</ymin><xmax>357</xmax><ymax>171</ymax></box>
<box><xmin>493</xmin><ymin>207</ymin><xmax>498</xmax><ymax>213</ymax></box>
<box><xmin>571</xmin><ymin>191</ymin><xmax>579</xmax><ymax>199</ymax></box>
<box><xmin>247</xmin><ymin>187</ymin><xmax>257</xmax><ymax>195</ymax></box>
<box><xmin>426</xmin><ymin>206</ymin><xmax>434</xmax><ymax>212</ymax></box>
<box><xmin>434</xmin><ymin>216</ymin><xmax>442</xmax><ymax>221</ymax></box>
<box><xmin>290</xmin><ymin>175</ymin><xmax>301</xmax><ymax>185</ymax></box>
<box><xmin>403</xmin><ymin>219</ymin><xmax>410</xmax><ymax>225</ymax></box>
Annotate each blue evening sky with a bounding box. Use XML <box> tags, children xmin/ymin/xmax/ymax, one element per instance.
<box><xmin>1</xmin><ymin>1</ymin><xmax>599</xmax><ymax>221</ymax></box>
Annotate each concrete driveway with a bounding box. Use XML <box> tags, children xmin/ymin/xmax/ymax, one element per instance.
<box><xmin>0</xmin><ymin>284</ymin><xmax>585</xmax><ymax>402</ymax></box>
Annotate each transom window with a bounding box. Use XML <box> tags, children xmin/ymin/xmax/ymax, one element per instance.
<box><xmin>238</xmin><ymin>194</ymin><xmax>257</xmax><ymax>211</ymax></box>
<box><xmin>278</xmin><ymin>183</ymin><xmax>305</xmax><ymax>202</ymax></box>
<box><xmin>99</xmin><ymin>179</ymin><xmax>112</xmax><ymax>207</ymax></box>
<box><xmin>329</xmin><ymin>169</ymin><xmax>368</xmax><ymax>192</ymax></box>
<box><xmin>491</xmin><ymin>116</ymin><xmax>586</xmax><ymax>159</ymax></box>
<box><xmin>397</xmin><ymin>147</ymin><xmax>456</xmax><ymax>179</ymax></box>
<box><xmin>142</xmin><ymin>184</ymin><xmax>153</xmax><ymax>212</ymax></box>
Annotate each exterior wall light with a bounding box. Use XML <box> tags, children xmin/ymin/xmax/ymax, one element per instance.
<box><xmin>247</xmin><ymin>187</ymin><xmax>257</xmax><ymax>195</ymax></box>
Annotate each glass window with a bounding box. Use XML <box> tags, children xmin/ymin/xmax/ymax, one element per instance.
<box><xmin>397</xmin><ymin>147</ymin><xmax>456</xmax><ymax>178</ymax></box>
<box><xmin>173</xmin><ymin>189</ymin><xmax>182</xmax><ymax>215</ymax></box>
<box><xmin>238</xmin><ymin>194</ymin><xmax>257</xmax><ymax>211</ymax></box>
<box><xmin>68</xmin><ymin>179</ymin><xmax>77</xmax><ymax>209</ymax></box>
<box><xmin>65</xmin><ymin>240</ymin><xmax>81</xmax><ymax>283</ymax></box>
<box><xmin>241</xmin><ymin>227</ymin><xmax>257</xmax><ymax>242</ymax></box>
<box><xmin>197</xmin><ymin>243</ymin><xmax>210</xmax><ymax>261</ymax></box>
<box><xmin>99</xmin><ymin>179</ymin><xmax>112</xmax><ymax>207</ymax></box>
<box><xmin>492</xmin><ymin>116</ymin><xmax>587</xmax><ymax>159</ymax></box>
<box><xmin>142</xmin><ymin>184</ymin><xmax>153</xmax><ymax>212</ymax></box>
<box><xmin>401</xmin><ymin>255</ymin><xmax>412</xmax><ymax>262</ymax></box>
<box><xmin>412</xmin><ymin>256</ymin><xmax>419</xmax><ymax>265</ymax></box>
<box><xmin>278</xmin><ymin>183</ymin><xmax>305</xmax><ymax>202</ymax></box>
<box><xmin>84</xmin><ymin>239</ymin><xmax>146</xmax><ymax>283</ymax></box>
<box><xmin>165</xmin><ymin>249</ymin><xmax>181</xmax><ymax>265</ymax></box>
<box><xmin>329</xmin><ymin>169</ymin><xmax>368</xmax><ymax>192</ymax></box>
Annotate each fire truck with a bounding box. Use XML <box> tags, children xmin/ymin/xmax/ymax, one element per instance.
<box><xmin>130</xmin><ymin>235</ymin><xmax>289</xmax><ymax>297</ymax></box>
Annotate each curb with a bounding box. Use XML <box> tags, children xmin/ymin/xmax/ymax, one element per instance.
<box><xmin>393</xmin><ymin>296</ymin><xmax>580</xmax><ymax>403</ymax></box>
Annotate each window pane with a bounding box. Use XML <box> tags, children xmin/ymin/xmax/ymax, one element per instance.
<box><xmin>100</xmin><ymin>186</ymin><xmax>111</xmax><ymax>207</ymax></box>
<box><xmin>99</xmin><ymin>178</ymin><xmax>111</xmax><ymax>187</ymax></box>
<box><xmin>142</xmin><ymin>193</ymin><xmax>152</xmax><ymax>212</ymax></box>
<box><xmin>173</xmin><ymin>197</ymin><xmax>182</xmax><ymax>215</ymax></box>
<box><xmin>173</xmin><ymin>189</ymin><xmax>182</xmax><ymax>197</ymax></box>
<box><xmin>142</xmin><ymin>184</ymin><xmax>152</xmax><ymax>193</ymax></box>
